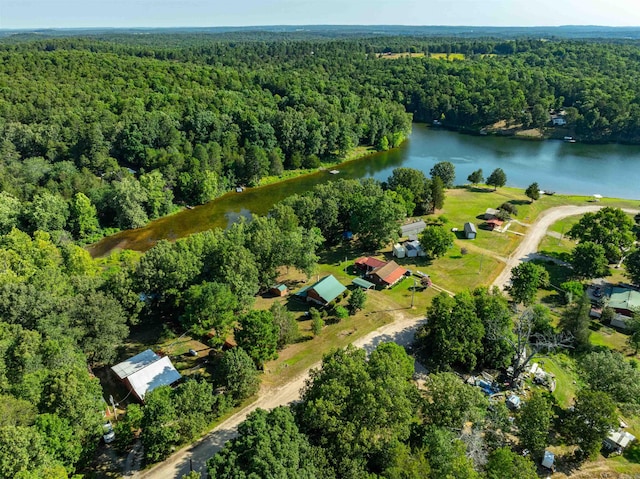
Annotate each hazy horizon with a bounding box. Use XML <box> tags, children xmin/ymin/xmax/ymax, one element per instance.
<box><xmin>3</xmin><ymin>0</ymin><xmax>640</xmax><ymax>30</ymax></box>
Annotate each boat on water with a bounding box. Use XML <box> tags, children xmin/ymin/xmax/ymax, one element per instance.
<box><xmin>329</xmin><ymin>170</ymin><xmax>340</xmax><ymax>174</ymax></box>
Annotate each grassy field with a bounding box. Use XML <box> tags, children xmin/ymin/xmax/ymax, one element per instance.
<box><xmin>377</xmin><ymin>52</ymin><xmax>426</xmax><ymax>60</ymax></box>
<box><xmin>430</xmin><ymin>52</ymin><xmax>465</xmax><ymax>60</ymax></box>
<box><xmin>538</xmin><ymin>354</ymin><xmax>581</xmax><ymax>408</ymax></box>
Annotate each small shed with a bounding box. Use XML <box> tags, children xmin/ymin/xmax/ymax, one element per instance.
<box><xmin>393</xmin><ymin>243</ymin><xmax>407</xmax><ymax>259</ymax></box>
<box><xmin>270</xmin><ymin>284</ymin><xmax>288</xmax><ymax>297</ymax></box>
<box><xmin>542</xmin><ymin>450</ymin><xmax>555</xmax><ymax>470</ymax></box>
<box><xmin>604</xmin><ymin>430</ymin><xmax>636</xmax><ymax>452</ymax></box>
<box><xmin>400</xmin><ymin>221</ymin><xmax>427</xmax><ymax>238</ymax></box>
<box><xmin>464</xmin><ymin>222</ymin><xmax>477</xmax><ymax>240</ymax></box>
<box><xmin>352</xmin><ymin>277</ymin><xmax>375</xmax><ymax>290</ymax></box>
<box><xmin>405</xmin><ymin>240</ymin><xmax>424</xmax><ymax>258</ymax></box>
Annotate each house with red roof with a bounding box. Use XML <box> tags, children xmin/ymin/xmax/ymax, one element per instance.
<box><xmin>368</xmin><ymin>260</ymin><xmax>408</xmax><ymax>288</ymax></box>
<box><xmin>355</xmin><ymin>256</ymin><xmax>387</xmax><ymax>273</ymax></box>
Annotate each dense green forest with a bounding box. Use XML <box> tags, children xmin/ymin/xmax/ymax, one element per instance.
<box><xmin>1</xmin><ymin>34</ymin><xmax>640</xmax><ymax>241</ymax></box>
<box><xmin>3</xmin><ymin>32</ymin><xmax>640</xmax><ymax>477</ymax></box>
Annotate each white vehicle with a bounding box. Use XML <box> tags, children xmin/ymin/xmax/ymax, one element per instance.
<box><xmin>103</xmin><ymin>422</ymin><xmax>115</xmax><ymax>444</ymax></box>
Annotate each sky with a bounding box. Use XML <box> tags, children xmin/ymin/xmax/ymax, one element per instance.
<box><xmin>2</xmin><ymin>0</ymin><xmax>640</xmax><ymax>29</ymax></box>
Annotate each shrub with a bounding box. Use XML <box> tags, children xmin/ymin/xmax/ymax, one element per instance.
<box><xmin>312</xmin><ymin>317</ymin><xmax>324</xmax><ymax>336</ymax></box>
<box><xmin>334</xmin><ymin>306</ymin><xmax>349</xmax><ymax>320</ymax></box>
<box><xmin>499</xmin><ymin>202</ymin><xmax>518</xmax><ymax>216</ymax></box>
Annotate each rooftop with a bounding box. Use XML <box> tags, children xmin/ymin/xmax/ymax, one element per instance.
<box><xmin>352</xmin><ymin>277</ymin><xmax>376</xmax><ymax>289</ymax></box>
<box><xmin>608</xmin><ymin>286</ymin><xmax>640</xmax><ymax>312</ymax></box>
<box><xmin>126</xmin><ymin>356</ymin><xmax>182</xmax><ymax>401</ymax></box>
<box><xmin>464</xmin><ymin>222</ymin><xmax>477</xmax><ymax>234</ymax></box>
<box><xmin>372</xmin><ymin>260</ymin><xmax>408</xmax><ymax>285</ymax></box>
<box><xmin>112</xmin><ymin>349</ymin><xmax>160</xmax><ymax>380</ymax></box>
<box><xmin>400</xmin><ymin>220</ymin><xmax>426</xmax><ymax>237</ymax></box>
<box><xmin>310</xmin><ymin>275</ymin><xmax>347</xmax><ymax>303</ymax></box>
<box><xmin>355</xmin><ymin>256</ymin><xmax>387</xmax><ymax>269</ymax></box>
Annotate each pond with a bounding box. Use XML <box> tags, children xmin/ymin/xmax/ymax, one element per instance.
<box><xmin>88</xmin><ymin>125</ymin><xmax>640</xmax><ymax>257</ymax></box>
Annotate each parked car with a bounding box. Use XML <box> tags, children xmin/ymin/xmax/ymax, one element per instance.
<box><xmin>188</xmin><ymin>349</ymin><xmax>198</xmax><ymax>357</ymax></box>
<box><xmin>103</xmin><ymin>422</ymin><xmax>115</xmax><ymax>444</ymax></box>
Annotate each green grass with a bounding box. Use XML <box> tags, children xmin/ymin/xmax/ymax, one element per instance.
<box><xmin>538</xmin><ymin>234</ymin><xmax>575</xmax><ymax>262</ymax></box>
<box><xmin>538</xmin><ymin>353</ymin><xmax>581</xmax><ymax>408</ymax></box>
<box><xmin>430</xmin><ymin>53</ymin><xmax>465</xmax><ymax>61</ymax></box>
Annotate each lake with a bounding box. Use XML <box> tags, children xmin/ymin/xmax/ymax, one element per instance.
<box><xmin>88</xmin><ymin>125</ymin><xmax>640</xmax><ymax>257</ymax></box>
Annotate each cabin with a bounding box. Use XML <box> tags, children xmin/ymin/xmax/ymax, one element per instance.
<box><xmin>270</xmin><ymin>284</ymin><xmax>288</xmax><ymax>297</ymax></box>
<box><xmin>400</xmin><ymin>220</ymin><xmax>426</xmax><ymax>238</ymax></box>
<box><xmin>604</xmin><ymin>430</ymin><xmax>636</xmax><ymax>453</ymax></box>
<box><xmin>111</xmin><ymin>349</ymin><xmax>182</xmax><ymax>403</ymax></box>
<box><xmin>368</xmin><ymin>261</ymin><xmax>408</xmax><ymax>288</ymax></box>
<box><xmin>392</xmin><ymin>243</ymin><xmax>407</xmax><ymax>259</ymax></box>
<box><xmin>464</xmin><ymin>222</ymin><xmax>477</xmax><ymax>240</ymax></box>
<box><xmin>300</xmin><ymin>275</ymin><xmax>347</xmax><ymax>306</ymax></box>
<box><xmin>551</xmin><ymin>116</ymin><xmax>567</xmax><ymax>126</ymax></box>
<box><xmin>355</xmin><ymin>256</ymin><xmax>387</xmax><ymax>273</ymax></box>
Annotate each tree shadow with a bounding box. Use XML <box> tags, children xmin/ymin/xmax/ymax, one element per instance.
<box><xmin>508</xmin><ymin>199</ymin><xmax>531</xmax><ymax>206</ymax></box>
<box><xmin>468</xmin><ymin>186</ymin><xmax>495</xmax><ymax>193</ymax></box>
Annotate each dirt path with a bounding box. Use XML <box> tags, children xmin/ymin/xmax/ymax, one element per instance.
<box><xmin>491</xmin><ymin>205</ymin><xmax>639</xmax><ymax>291</ymax></box>
<box><xmin>134</xmin><ymin>309</ymin><xmax>424</xmax><ymax>479</ymax></box>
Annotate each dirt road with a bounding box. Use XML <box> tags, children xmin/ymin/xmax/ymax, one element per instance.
<box><xmin>134</xmin><ymin>310</ymin><xmax>425</xmax><ymax>479</ymax></box>
<box><xmin>491</xmin><ymin>204</ymin><xmax>638</xmax><ymax>291</ymax></box>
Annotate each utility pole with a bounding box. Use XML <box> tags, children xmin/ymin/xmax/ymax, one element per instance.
<box><xmin>558</xmin><ymin>225</ymin><xmax>565</xmax><ymax>246</ymax></box>
<box><xmin>109</xmin><ymin>395</ymin><xmax>118</xmax><ymax>420</ymax></box>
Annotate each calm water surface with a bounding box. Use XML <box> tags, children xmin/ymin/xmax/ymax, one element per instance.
<box><xmin>89</xmin><ymin>125</ymin><xmax>640</xmax><ymax>257</ymax></box>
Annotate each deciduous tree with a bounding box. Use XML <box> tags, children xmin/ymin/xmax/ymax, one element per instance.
<box><xmin>419</xmin><ymin>225</ymin><xmax>455</xmax><ymax>259</ymax></box>
<box><xmin>429</xmin><ymin>161</ymin><xmax>455</xmax><ymax>188</ymax></box>
<box><xmin>486</xmin><ymin>168</ymin><xmax>507</xmax><ymax>190</ymax></box>
<box><xmin>235</xmin><ymin>310</ymin><xmax>279</xmax><ymax>368</ymax></box>
<box><xmin>517</xmin><ymin>392</ymin><xmax>553</xmax><ymax>455</ymax></box>
<box><xmin>509</xmin><ymin>262</ymin><xmax>549</xmax><ymax>306</ymax></box>
<box><xmin>525</xmin><ymin>182</ymin><xmax>540</xmax><ymax>202</ymax></box>
<box><xmin>566</xmin><ymin>389</ymin><xmax>617</xmax><ymax>458</ymax></box>
<box><xmin>571</xmin><ymin>241</ymin><xmax>609</xmax><ymax>278</ymax></box>
<box><xmin>217</xmin><ymin>347</ymin><xmax>260</xmax><ymax>402</ymax></box>
<box><xmin>568</xmin><ymin>207</ymin><xmax>635</xmax><ymax>263</ymax></box>
<box><xmin>467</xmin><ymin>168</ymin><xmax>483</xmax><ymax>186</ymax></box>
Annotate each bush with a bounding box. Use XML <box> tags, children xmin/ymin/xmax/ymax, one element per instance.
<box><xmin>499</xmin><ymin>202</ymin><xmax>518</xmax><ymax>216</ymax></box>
<box><xmin>334</xmin><ymin>306</ymin><xmax>349</xmax><ymax>320</ymax></box>
<box><xmin>312</xmin><ymin>316</ymin><xmax>324</xmax><ymax>336</ymax></box>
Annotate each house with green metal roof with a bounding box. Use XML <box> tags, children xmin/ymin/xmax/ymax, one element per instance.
<box><xmin>305</xmin><ymin>275</ymin><xmax>347</xmax><ymax>306</ymax></box>
<box><xmin>607</xmin><ymin>286</ymin><xmax>640</xmax><ymax>317</ymax></box>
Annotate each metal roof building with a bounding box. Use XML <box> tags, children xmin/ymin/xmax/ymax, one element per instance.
<box><xmin>111</xmin><ymin>349</ymin><xmax>182</xmax><ymax>402</ymax></box>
